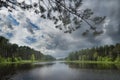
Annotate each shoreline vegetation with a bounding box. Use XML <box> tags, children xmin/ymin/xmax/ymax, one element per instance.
<box><xmin>1</xmin><ymin>60</ymin><xmax>120</xmax><ymax>65</ymax></box>
<box><xmin>65</xmin><ymin>60</ymin><xmax>120</xmax><ymax>70</ymax></box>
<box><xmin>65</xmin><ymin>60</ymin><xmax>120</xmax><ymax>64</ymax></box>
<box><xmin>0</xmin><ymin>60</ymin><xmax>54</xmax><ymax>64</ymax></box>
<box><xmin>0</xmin><ymin>36</ymin><xmax>56</xmax><ymax>64</ymax></box>
<box><xmin>65</xmin><ymin>43</ymin><xmax>120</xmax><ymax>64</ymax></box>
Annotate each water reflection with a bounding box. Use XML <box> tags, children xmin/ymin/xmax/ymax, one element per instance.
<box><xmin>64</xmin><ymin>62</ymin><xmax>120</xmax><ymax>70</ymax></box>
<box><xmin>0</xmin><ymin>61</ymin><xmax>120</xmax><ymax>80</ymax></box>
<box><xmin>0</xmin><ymin>62</ymin><xmax>54</xmax><ymax>80</ymax></box>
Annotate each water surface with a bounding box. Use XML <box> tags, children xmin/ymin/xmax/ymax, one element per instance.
<box><xmin>0</xmin><ymin>61</ymin><xmax>120</xmax><ymax>80</ymax></box>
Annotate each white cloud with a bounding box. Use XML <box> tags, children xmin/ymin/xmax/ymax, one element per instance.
<box><xmin>103</xmin><ymin>18</ymin><xmax>110</xmax><ymax>33</ymax></box>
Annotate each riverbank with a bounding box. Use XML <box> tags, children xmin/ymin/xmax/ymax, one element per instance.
<box><xmin>65</xmin><ymin>61</ymin><xmax>120</xmax><ymax>64</ymax></box>
<box><xmin>0</xmin><ymin>60</ymin><xmax>51</xmax><ymax>64</ymax></box>
<box><xmin>0</xmin><ymin>61</ymin><xmax>35</xmax><ymax>64</ymax></box>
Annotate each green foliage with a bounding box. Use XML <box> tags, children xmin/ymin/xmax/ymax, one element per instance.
<box><xmin>93</xmin><ymin>52</ymin><xmax>98</xmax><ymax>60</ymax></box>
<box><xmin>78</xmin><ymin>55</ymin><xmax>88</xmax><ymax>61</ymax></box>
<box><xmin>66</xmin><ymin>43</ymin><xmax>120</xmax><ymax>62</ymax></box>
<box><xmin>97</xmin><ymin>56</ymin><xmax>102</xmax><ymax>61</ymax></box>
<box><xmin>18</xmin><ymin>57</ymin><xmax>22</xmax><ymax>61</ymax></box>
<box><xmin>0</xmin><ymin>36</ymin><xmax>55</xmax><ymax>63</ymax></box>
<box><xmin>31</xmin><ymin>54</ymin><xmax>35</xmax><ymax>62</ymax></box>
<box><xmin>7</xmin><ymin>57</ymin><xmax>12</xmax><ymax>62</ymax></box>
<box><xmin>14</xmin><ymin>57</ymin><xmax>19</xmax><ymax>62</ymax></box>
<box><xmin>0</xmin><ymin>56</ymin><xmax>6</xmax><ymax>63</ymax></box>
<box><xmin>42</xmin><ymin>55</ymin><xmax>56</xmax><ymax>61</ymax></box>
<box><xmin>0</xmin><ymin>56</ymin><xmax>22</xmax><ymax>63</ymax></box>
<box><xmin>115</xmin><ymin>55</ymin><xmax>120</xmax><ymax>63</ymax></box>
<box><xmin>102</xmin><ymin>57</ymin><xmax>112</xmax><ymax>62</ymax></box>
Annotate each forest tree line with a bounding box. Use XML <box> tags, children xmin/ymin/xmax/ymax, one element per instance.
<box><xmin>66</xmin><ymin>43</ymin><xmax>120</xmax><ymax>62</ymax></box>
<box><xmin>0</xmin><ymin>36</ymin><xmax>55</xmax><ymax>63</ymax></box>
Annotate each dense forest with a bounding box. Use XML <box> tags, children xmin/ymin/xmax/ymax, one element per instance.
<box><xmin>0</xmin><ymin>36</ymin><xmax>55</xmax><ymax>63</ymax></box>
<box><xmin>66</xmin><ymin>43</ymin><xmax>120</xmax><ymax>62</ymax></box>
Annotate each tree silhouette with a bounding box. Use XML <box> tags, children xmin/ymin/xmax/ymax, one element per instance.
<box><xmin>0</xmin><ymin>0</ymin><xmax>105</xmax><ymax>35</ymax></box>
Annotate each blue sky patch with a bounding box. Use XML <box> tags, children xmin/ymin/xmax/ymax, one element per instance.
<box><xmin>6</xmin><ymin>32</ymin><xmax>13</xmax><ymax>38</ymax></box>
<box><xmin>25</xmin><ymin>36</ymin><xmax>37</xmax><ymax>44</ymax></box>
<box><xmin>7</xmin><ymin>14</ymin><xmax>19</xmax><ymax>26</ymax></box>
<box><xmin>27</xmin><ymin>19</ymin><xmax>40</xmax><ymax>30</ymax></box>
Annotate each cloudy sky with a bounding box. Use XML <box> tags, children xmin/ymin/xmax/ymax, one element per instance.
<box><xmin>0</xmin><ymin>0</ymin><xmax>120</xmax><ymax>58</ymax></box>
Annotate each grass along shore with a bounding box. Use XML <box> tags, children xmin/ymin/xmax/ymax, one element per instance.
<box><xmin>65</xmin><ymin>60</ymin><xmax>120</xmax><ymax>64</ymax></box>
<box><xmin>0</xmin><ymin>60</ymin><xmax>53</xmax><ymax>64</ymax></box>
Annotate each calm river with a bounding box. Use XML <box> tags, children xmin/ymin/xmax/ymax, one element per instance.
<box><xmin>0</xmin><ymin>61</ymin><xmax>120</xmax><ymax>80</ymax></box>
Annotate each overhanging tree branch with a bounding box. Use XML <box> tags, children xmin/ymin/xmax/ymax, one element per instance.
<box><xmin>0</xmin><ymin>0</ymin><xmax>106</xmax><ymax>35</ymax></box>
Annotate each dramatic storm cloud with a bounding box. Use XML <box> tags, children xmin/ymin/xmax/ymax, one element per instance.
<box><xmin>0</xmin><ymin>0</ymin><xmax>120</xmax><ymax>58</ymax></box>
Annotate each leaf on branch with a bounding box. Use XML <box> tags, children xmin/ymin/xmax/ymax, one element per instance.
<box><xmin>53</xmin><ymin>7</ymin><xmax>58</xmax><ymax>12</ymax></box>
<box><xmin>82</xmin><ymin>9</ymin><xmax>93</xmax><ymax>19</ymax></box>
<box><xmin>33</xmin><ymin>3</ymin><xmax>38</xmax><ymax>7</ymax></box>
<box><xmin>92</xmin><ymin>16</ymin><xmax>106</xmax><ymax>24</ymax></box>
<box><xmin>55</xmin><ymin>24</ymin><xmax>61</xmax><ymax>28</ymax></box>
<box><xmin>82</xmin><ymin>30</ymin><xmax>89</xmax><ymax>36</ymax></box>
<box><xmin>47</xmin><ymin>9</ymin><xmax>52</xmax><ymax>19</ymax></box>
<box><xmin>93</xmin><ymin>30</ymin><xmax>104</xmax><ymax>36</ymax></box>
<box><xmin>8</xmin><ymin>9</ymin><xmax>12</xmax><ymax>12</ymax></box>
<box><xmin>90</xmin><ymin>26</ymin><xmax>96</xmax><ymax>30</ymax></box>
<box><xmin>75</xmin><ymin>25</ymin><xmax>81</xmax><ymax>30</ymax></box>
<box><xmin>54</xmin><ymin>18</ymin><xmax>58</xmax><ymax>24</ymax></box>
<box><xmin>55</xmin><ymin>24</ymin><xmax>63</xmax><ymax>30</ymax></box>
<box><xmin>35</xmin><ymin>10</ymin><xmax>40</xmax><ymax>14</ymax></box>
<box><xmin>0</xmin><ymin>1</ymin><xmax>9</xmax><ymax>8</ymax></box>
<box><xmin>75</xmin><ymin>0</ymin><xmax>82</xmax><ymax>9</ymax></box>
<box><xmin>26</xmin><ymin>5</ymin><xmax>32</xmax><ymax>10</ymax></box>
<box><xmin>41</xmin><ymin>14</ymin><xmax>46</xmax><ymax>19</ymax></box>
<box><xmin>39</xmin><ymin>5</ymin><xmax>46</xmax><ymax>13</ymax></box>
<box><xmin>73</xmin><ymin>17</ymin><xmax>81</xmax><ymax>25</ymax></box>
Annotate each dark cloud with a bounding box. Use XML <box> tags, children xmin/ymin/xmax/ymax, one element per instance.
<box><xmin>46</xmin><ymin>34</ymin><xmax>70</xmax><ymax>50</ymax></box>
